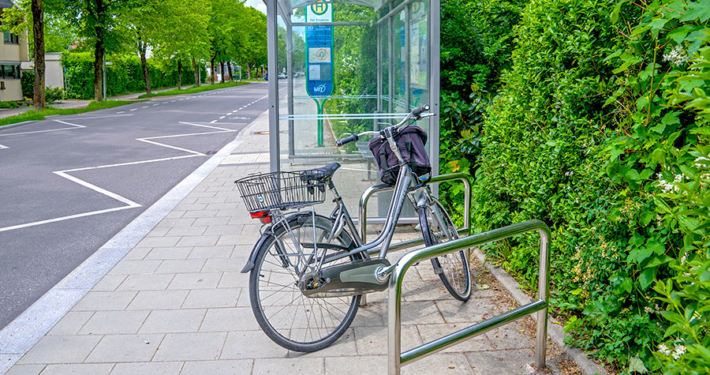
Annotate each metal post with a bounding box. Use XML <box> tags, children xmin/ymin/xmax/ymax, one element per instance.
<box><xmin>536</xmin><ymin>228</ymin><xmax>551</xmax><ymax>367</ymax></box>
<box><xmin>377</xmin><ymin>22</ymin><xmax>382</xmax><ymax>113</ymax></box>
<box><xmin>267</xmin><ymin>0</ymin><xmax>280</xmax><ymax>173</ymax></box>
<box><xmin>376</xmin><ymin>19</ymin><xmax>383</xmax><ymax>132</ymax></box>
<box><xmin>388</xmin><ymin>267</ymin><xmax>403</xmax><ymax>375</ymax></box>
<box><xmin>287</xmin><ymin>24</ymin><xmax>295</xmax><ymax>158</ymax></box>
<box><xmin>404</xmin><ymin>4</ymin><xmax>411</xmax><ymax>110</ymax></box>
<box><xmin>388</xmin><ymin>7</ymin><xmax>394</xmax><ymax>114</ymax></box>
<box><xmin>102</xmin><ymin>55</ymin><xmax>106</xmax><ymax>100</ymax></box>
<box><xmin>429</xmin><ymin>0</ymin><xmax>441</xmax><ymax>196</ymax></box>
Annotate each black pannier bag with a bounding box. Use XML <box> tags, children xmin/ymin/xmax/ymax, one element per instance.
<box><xmin>368</xmin><ymin>125</ymin><xmax>432</xmax><ymax>185</ymax></box>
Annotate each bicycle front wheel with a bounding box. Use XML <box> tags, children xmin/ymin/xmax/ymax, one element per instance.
<box><xmin>419</xmin><ymin>199</ymin><xmax>472</xmax><ymax>301</ymax></box>
<box><xmin>249</xmin><ymin>213</ymin><xmax>363</xmax><ymax>352</ymax></box>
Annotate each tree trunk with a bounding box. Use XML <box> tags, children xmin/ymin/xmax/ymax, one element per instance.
<box><xmin>192</xmin><ymin>57</ymin><xmax>199</xmax><ymax>87</ymax></box>
<box><xmin>227</xmin><ymin>62</ymin><xmax>233</xmax><ymax>82</ymax></box>
<box><xmin>31</xmin><ymin>0</ymin><xmax>45</xmax><ymax>110</ymax></box>
<box><xmin>247</xmin><ymin>64</ymin><xmax>251</xmax><ymax>80</ymax></box>
<box><xmin>210</xmin><ymin>57</ymin><xmax>215</xmax><ymax>85</ymax></box>
<box><xmin>138</xmin><ymin>34</ymin><xmax>151</xmax><ymax>95</ymax></box>
<box><xmin>93</xmin><ymin>0</ymin><xmax>106</xmax><ymax>102</ymax></box>
<box><xmin>177</xmin><ymin>59</ymin><xmax>182</xmax><ymax>90</ymax></box>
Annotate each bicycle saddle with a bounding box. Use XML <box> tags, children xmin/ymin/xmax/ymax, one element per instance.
<box><xmin>300</xmin><ymin>162</ymin><xmax>341</xmax><ymax>182</ymax></box>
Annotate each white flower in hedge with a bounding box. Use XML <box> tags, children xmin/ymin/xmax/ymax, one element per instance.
<box><xmin>663</xmin><ymin>45</ymin><xmax>688</xmax><ymax>66</ymax></box>
<box><xmin>673</xmin><ymin>345</ymin><xmax>686</xmax><ymax>360</ymax></box>
<box><xmin>681</xmin><ymin>252</ymin><xmax>688</xmax><ymax>265</ymax></box>
<box><xmin>659</xmin><ymin>344</ymin><xmax>671</xmax><ymax>356</ymax></box>
<box><xmin>644</xmin><ymin>306</ymin><xmax>654</xmax><ymax>314</ymax></box>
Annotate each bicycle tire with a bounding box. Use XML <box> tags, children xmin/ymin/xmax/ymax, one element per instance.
<box><xmin>249</xmin><ymin>213</ymin><xmax>363</xmax><ymax>352</ymax></box>
<box><xmin>419</xmin><ymin>199</ymin><xmax>472</xmax><ymax>301</ymax></box>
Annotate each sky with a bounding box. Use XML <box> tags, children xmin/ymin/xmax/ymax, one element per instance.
<box><xmin>245</xmin><ymin>0</ymin><xmax>267</xmax><ymax>14</ymax></box>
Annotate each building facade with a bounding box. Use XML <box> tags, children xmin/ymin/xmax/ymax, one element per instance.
<box><xmin>0</xmin><ymin>0</ymin><xmax>30</xmax><ymax>102</ymax></box>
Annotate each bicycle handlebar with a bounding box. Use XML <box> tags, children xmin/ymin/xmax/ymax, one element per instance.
<box><xmin>336</xmin><ymin>104</ymin><xmax>432</xmax><ymax>147</ymax></box>
<box><xmin>336</xmin><ymin>133</ymin><xmax>359</xmax><ymax>147</ymax></box>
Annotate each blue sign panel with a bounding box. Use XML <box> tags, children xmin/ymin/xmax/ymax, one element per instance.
<box><xmin>306</xmin><ymin>25</ymin><xmax>334</xmax><ymax>98</ymax></box>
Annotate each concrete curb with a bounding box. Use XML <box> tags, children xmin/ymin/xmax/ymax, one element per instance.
<box><xmin>0</xmin><ymin>110</ymin><xmax>267</xmax><ymax>375</ymax></box>
<box><xmin>472</xmin><ymin>249</ymin><xmax>609</xmax><ymax>375</ymax></box>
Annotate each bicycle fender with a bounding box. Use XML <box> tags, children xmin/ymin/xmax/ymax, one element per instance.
<box><xmin>241</xmin><ymin>232</ymin><xmax>274</xmax><ymax>273</ymax></box>
<box><xmin>239</xmin><ymin>212</ymin><xmax>339</xmax><ymax>274</ymax></box>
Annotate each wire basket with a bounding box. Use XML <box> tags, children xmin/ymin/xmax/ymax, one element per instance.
<box><xmin>235</xmin><ymin>170</ymin><xmax>328</xmax><ymax>213</ymax></box>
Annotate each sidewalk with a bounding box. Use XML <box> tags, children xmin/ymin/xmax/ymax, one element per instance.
<box><xmin>0</xmin><ymin>100</ymin><xmax>89</xmax><ymax>119</ymax></box>
<box><xmin>0</xmin><ymin>86</ymin><xmax>180</xmax><ymax>120</ymax></box>
<box><xmin>1</xmin><ymin>111</ymin><xmax>582</xmax><ymax>375</ymax></box>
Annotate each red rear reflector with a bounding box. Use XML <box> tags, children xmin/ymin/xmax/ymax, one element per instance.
<box><xmin>250</xmin><ymin>211</ymin><xmax>271</xmax><ymax>224</ymax></box>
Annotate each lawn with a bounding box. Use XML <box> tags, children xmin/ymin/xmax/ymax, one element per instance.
<box><xmin>138</xmin><ymin>81</ymin><xmax>250</xmax><ymax>99</ymax></box>
<box><xmin>0</xmin><ymin>101</ymin><xmax>139</xmax><ymax>127</ymax></box>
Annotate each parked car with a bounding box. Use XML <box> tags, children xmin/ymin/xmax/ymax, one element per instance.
<box><xmin>278</xmin><ymin>73</ymin><xmax>287</xmax><ymax>79</ymax></box>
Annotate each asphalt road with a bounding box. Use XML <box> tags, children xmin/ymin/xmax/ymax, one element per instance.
<box><xmin>0</xmin><ymin>82</ymin><xmax>269</xmax><ymax>329</ymax></box>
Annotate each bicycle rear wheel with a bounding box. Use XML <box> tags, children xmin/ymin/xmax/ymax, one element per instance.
<box><xmin>249</xmin><ymin>213</ymin><xmax>363</xmax><ymax>352</ymax></box>
<box><xmin>419</xmin><ymin>199</ymin><xmax>472</xmax><ymax>301</ymax></box>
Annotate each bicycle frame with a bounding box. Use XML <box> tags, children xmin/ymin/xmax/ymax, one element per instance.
<box><xmin>312</xmin><ymin>162</ymin><xmax>432</xmax><ymax>267</ymax></box>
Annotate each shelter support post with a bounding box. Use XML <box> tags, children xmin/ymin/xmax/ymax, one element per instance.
<box><xmin>267</xmin><ymin>0</ymin><xmax>280</xmax><ymax>173</ymax></box>
<box><xmin>287</xmin><ymin>24</ymin><xmax>295</xmax><ymax>158</ymax></box>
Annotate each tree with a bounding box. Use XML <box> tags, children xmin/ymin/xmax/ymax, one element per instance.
<box><xmin>125</xmin><ymin>0</ymin><xmax>209</xmax><ymax>93</ymax></box>
<box><xmin>30</xmin><ymin>0</ymin><xmax>44</xmax><ymax>110</ymax></box>
<box><xmin>152</xmin><ymin>0</ymin><xmax>210</xmax><ymax>89</ymax></box>
<box><xmin>61</xmin><ymin>0</ymin><xmax>136</xmax><ymax>101</ymax></box>
<box><xmin>237</xmin><ymin>6</ymin><xmax>266</xmax><ymax>79</ymax></box>
<box><xmin>0</xmin><ymin>0</ymin><xmax>58</xmax><ymax>109</ymax></box>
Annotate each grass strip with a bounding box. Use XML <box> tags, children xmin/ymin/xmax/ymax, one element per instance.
<box><xmin>138</xmin><ymin>81</ymin><xmax>250</xmax><ymax>98</ymax></box>
<box><xmin>0</xmin><ymin>100</ymin><xmax>139</xmax><ymax>127</ymax></box>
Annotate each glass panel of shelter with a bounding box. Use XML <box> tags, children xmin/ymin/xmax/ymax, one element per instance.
<box><xmin>275</xmin><ymin>0</ymin><xmax>433</xmax><ymax>224</ymax></box>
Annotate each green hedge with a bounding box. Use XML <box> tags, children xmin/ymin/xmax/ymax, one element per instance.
<box><xmin>62</xmin><ymin>52</ymin><xmax>207</xmax><ymax>99</ymax></box>
<box><xmin>452</xmin><ymin>0</ymin><xmax>710</xmax><ymax>372</ymax></box>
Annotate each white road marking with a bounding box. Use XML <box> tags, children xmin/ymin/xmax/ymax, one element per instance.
<box><xmin>142</xmin><ymin>106</ymin><xmax>150</xmax><ymax>109</ymax></box>
<box><xmin>130</xmin><ymin>108</ymin><xmax>138</xmax><ymax>111</ymax></box>
<box><xmin>116</xmin><ymin>111</ymin><xmax>125</xmax><ymax>114</ymax></box>
<box><xmin>0</xmin><ymin>144</ymin><xmax>8</xmax><ymax>150</ymax></box>
<box><xmin>62</xmin><ymin>114</ymin><xmax>134</xmax><ymax>120</ymax></box>
<box><xmin>210</xmin><ymin>120</ymin><xmax>217</xmax><ymax>124</ymax></box>
<box><xmin>227</xmin><ymin>113</ymin><xmax>233</xmax><ymax>116</ymax></box>
<box><xmin>0</xmin><ymin>120</ymin><xmax>85</xmax><ymax>137</ymax></box>
<box><xmin>0</xmin><ymin>121</ymin><xmax>238</xmax><ymax>233</ymax></box>
<box><xmin>219</xmin><ymin>116</ymin><xmax>225</xmax><ymax>119</ymax></box>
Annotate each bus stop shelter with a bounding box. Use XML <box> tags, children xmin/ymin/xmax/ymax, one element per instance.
<box><xmin>265</xmin><ymin>0</ymin><xmax>441</xmax><ymax>219</ymax></box>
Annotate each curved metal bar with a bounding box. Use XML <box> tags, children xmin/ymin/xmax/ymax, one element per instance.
<box><xmin>385</xmin><ymin>219</ymin><xmax>552</xmax><ymax>374</ymax></box>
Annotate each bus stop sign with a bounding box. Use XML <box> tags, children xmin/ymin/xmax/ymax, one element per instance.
<box><xmin>306</xmin><ymin>2</ymin><xmax>333</xmax><ymax>98</ymax></box>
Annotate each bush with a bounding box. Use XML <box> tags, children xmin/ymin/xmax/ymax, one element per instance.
<box><xmin>452</xmin><ymin>0</ymin><xmax>710</xmax><ymax>371</ymax></box>
<box><xmin>20</xmin><ymin>70</ymin><xmax>34</xmax><ymax>99</ymax></box>
<box><xmin>62</xmin><ymin>52</ymin><xmax>207</xmax><ymax>100</ymax></box>
<box><xmin>0</xmin><ymin>101</ymin><xmax>19</xmax><ymax>109</ymax></box>
<box><xmin>45</xmin><ymin>87</ymin><xmax>64</xmax><ymax>103</ymax></box>
<box><xmin>467</xmin><ymin>0</ymin><xmax>654</xmax><ymax>368</ymax></box>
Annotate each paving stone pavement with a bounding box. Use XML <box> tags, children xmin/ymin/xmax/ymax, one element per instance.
<box><xmin>3</xmin><ymin>111</ymin><xmax>582</xmax><ymax>375</ymax></box>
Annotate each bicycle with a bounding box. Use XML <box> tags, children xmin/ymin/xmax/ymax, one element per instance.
<box><xmin>236</xmin><ymin>105</ymin><xmax>471</xmax><ymax>352</ymax></box>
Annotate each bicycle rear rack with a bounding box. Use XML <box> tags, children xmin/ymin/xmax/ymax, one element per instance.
<box><xmin>377</xmin><ymin>219</ymin><xmax>552</xmax><ymax>374</ymax></box>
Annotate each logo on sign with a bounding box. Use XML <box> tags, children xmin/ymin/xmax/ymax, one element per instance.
<box><xmin>311</xmin><ymin>2</ymin><xmax>328</xmax><ymax>15</ymax></box>
<box><xmin>314</xmin><ymin>84</ymin><xmax>327</xmax><ymax>93</ymax></box>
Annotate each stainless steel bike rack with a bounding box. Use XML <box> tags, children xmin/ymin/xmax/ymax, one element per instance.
<box><xmin>357</xmin><ymin>172</ymin><xmax>472</xmax><ymax>254</ymax></box>
<box><xmin>377</xmin><ymin>219</ymin><xmax>552</xmax><ymax>375</ymax></box>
